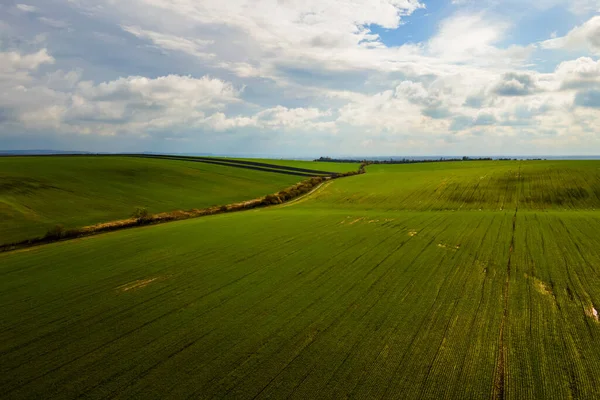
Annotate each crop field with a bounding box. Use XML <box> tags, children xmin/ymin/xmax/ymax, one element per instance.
<box><xmin>0</xmin><ymin>156</ymin><xmax>308</xmax><ymax>244</ymax></box>
<box><xmin>229</xmin><ymin>158</ymin><xmax>360</xmax><ymax>173</ymax></box>
<box><xmin>2</xmin><ymin>160</ymin><xmax>600</xmax><ymax>399</ymax></box>
<box><xmin>304</xmin><ymin>160</ymin><xmax>600</xmax><ymax>211</ymax></box>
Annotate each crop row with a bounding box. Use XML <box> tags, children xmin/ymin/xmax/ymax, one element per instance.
<box><xmin>0</xmin><ymin>210</ymin><xmax>532</xmax><ymax>399</ymax></box>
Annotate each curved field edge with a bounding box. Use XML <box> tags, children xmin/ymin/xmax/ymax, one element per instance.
<box><xmin>130</xmin><ymin>155</ymin><xmax>337</xmax><ymax>177</ymax></box>
<box><xmin>1</xmin><ymin>168</ymin><xmax>364</xmax><ymax>252</ymax></box>
<box><xmin>297</xmin><ymin>160</ymin><xmax>600</xmax><ymax>212</ymax></box>
<box><xmin>229</xmin><ymin>157</ymin><xmax>360</xmax><ymax>173</ymax></box>
<box><xmin>0</xmin><ymin>156</ymin><xmax>306</xmax><ymax>245</ymax></box>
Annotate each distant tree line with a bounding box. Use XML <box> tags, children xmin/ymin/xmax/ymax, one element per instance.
<box><xmin>315</xmin><ymin>156</ymin><xmax>546</xmax><ymax>164</ymax></box>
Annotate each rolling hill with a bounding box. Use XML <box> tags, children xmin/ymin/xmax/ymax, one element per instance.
<box><xmin>2</xmin><ymin>160</ymin><xmax>600</xmax><ymax>399</ymax></box>
<box><xmin>0</xmin><ymin>156</ymin><xmax>320</xmax><ymax>244</ymax></box>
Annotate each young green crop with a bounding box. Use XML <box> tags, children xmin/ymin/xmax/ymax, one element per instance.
<box><xmin>300</xmin><ymin>160</ymin><xmax>600</xmax><ymax>212</ymax></box>
<box><xmin>2</xmin><ymin>160</ymin><xmax>600</xmax><ymax>399</ymax></box>
<box><xmin>0</xmin><ymin>156</ymin><xmax>302</xmax><ymax>244</ymax></box>
<box><xmin>229</xmin><ymin>157</ymin><xmax>360</xmax><ymax>173</ymax></box>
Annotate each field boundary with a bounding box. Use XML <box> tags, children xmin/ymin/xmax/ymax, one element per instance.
<box><xmin>274</xmin><ymin>180</ymin><xmax>334</xmax><ymax>208</ymax></box>
<box><xmin>0</xmin><ymin>165</ymin><xmax>365</xmax><ymax>253</ymax></box>
<box><xmin>129</xmin><ymin>154</ymin><xmax>336</xmax><ymax>177</ymax></box>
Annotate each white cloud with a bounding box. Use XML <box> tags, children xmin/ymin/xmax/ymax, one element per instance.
<box><xmin>69</xmin><ymin>0</ymin><xmax>427</xmax><ymax>78</ymax></box>
<box><xmin>450</xmin><ymin>0</ymin><xmax>599</xmax><ymax>15</ymax></box>
<box><xmin>493</xmin><ymin>73</ymin><xmax>540</xmax><ymax>96</ymax></box>
<box><xmin>554</xmin><ymin>57</ymin><xmax>600</xmax><ymax>89</ymax></box>
<box><xmin>566</xmin><ymin>0</ymin><xmax>600</xmax><ymax>15</ymax></box>
<box><xmin>0</xmin><ymin>49</ymin><xmax>335</xmax><ymax>137</ymax></box>
<box><xmin>0</xmin><ymin>49</ymin><xmax>54</xmax><ymax>74</ymax></box>
<box><xmin>122</xmin><ymin>26</ymin><xmax>215</xmax><ymax>59</ymax></box>
<box><xmin>65</xmin><ymin>75</ymin><xmax>243</xmax><ymax>133</ymax></box>
<box><xmin>428</xmin><ymin>13</ymin><xmax>533</xmax><ymax>65</ymax></box>
<box><xmin>254</xmin><ymin>106</ymin><xmax>334</xmax><ymax>130</ymax></box>
<box><xmin>38</xmin><ymin>17</ymin><xmax>70</xmax><ymax>29</ymax></box>
<box><xmin>541</xmin><ymin>16</ymin><xmax>600</xmax><ymax>55</ymax></box>
<box><xmin>2</xmin><ymin>0</ymin><xmax>600</xmax><ymax>154</ymax></box>
<box><xmin>16</xmin><ymin>4</ymin><xmax>38</xmax><ymax>13</ymax></box>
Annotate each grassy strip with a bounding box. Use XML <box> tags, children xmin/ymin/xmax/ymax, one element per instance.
<box><xmin>0</xmin><ymin>165</ymin><xmax>366</xmax><ymax>253</ymax></box>
<box><xmin>129</xmin><ymin>154</ymin><xmax>329</xmax><ymax>177</ymax></box>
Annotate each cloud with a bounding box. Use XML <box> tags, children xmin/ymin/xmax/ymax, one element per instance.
<box><xmin>0</xmin><ymin>49</ymin><xmax>54</xmax><ymax>74</ymax></box>
<box><xmin>65</xmin><ymin>75</ymin><xmax>243</xmax><ymax>132</ymax></box>
<box><xmin>2</xmin><ymin>1</ymin><xmax>600</xmax><ymax>155</ymax></box>
<box><xmin>464</xmin><ymin>94</ymin><xmax>485</xmax><ymax>108</ymax></box>
<box><xmin>450</xmin><ymin>0</ymin><xmax>599</xmax><ymax>15</ymax></box>
<box><xmin>0</xmin><ymin>50</ymin><xmax>334</xmax><ymax>138</ymax></box>
<box><xmin>565</xmin><ymin>0</ymin><xmax>600</xmax><ymax>15</ymax></box>
<box><xmin>254</xmin><ymin>106</ymin><xmax>333</xmax><ymax>130</ymax></box>
<box><xmin>574</xmin><ymin>90</ymin><xmax>600</xmax><ymax>108</ymax></box>
<box><xmin>541</xmin><ymin>16</ymin><xmax>600</xmax><ymax>55</ymax></box>
<box><xmin>16</xmin><ymin>4</ymin><xmax>38</xmax><ymax>13</ymax></box>
<box><xmin>474</xmin><ymin>112</ymin><xmax>497</xmax><ymax>125</ymax></box>
<box><xmin>450</xmin><ymin>116</ymin><xmax>474</xmax><ymax>131</ymax></box>
<box><xmin>38</xmin><ymin>17</ymin><xmax>70</xmax><ymax>29</ymax></box>
<box><xmin>555</xmin><ymin>57</ymin><xmax>600</xmax><ymax>89</ymax></box>
<box><xmin>67</xmin><ymin>0</ymin><xmax>428</xmax><ymax>80</ymax></box>
<box><xmin>493</xmin><ymin>73</ymin><xmax>539</xmax><ymax>96</ymax></box>
<box><xmin>122</xmin><ymin>26</ymin><xmax>215</xmax><ymax>59</ymax></box>
<box><xmin>427</xmin><ymin>13</ymin><xmax>533</xmax><ymax>65</ymax></box>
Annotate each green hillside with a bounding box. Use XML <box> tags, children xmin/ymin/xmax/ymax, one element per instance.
<box><xmin>0</xmin><ymin>156</ymin><xmax>301</xmax><ymax>244</ymax></box>
<box><xmin>2</xmin><ymin>160</ymin><xmax>600</xmax><ymax>399</ymax></box>
<box><xmin>303</xmin><ymin>160</ymin><xmax>600</xmax><ymax>211</ymax></box>
<box><xmin>230</xmin><ymin>158</ymin><xmax>360</xmax><ymax>173</ymax></box>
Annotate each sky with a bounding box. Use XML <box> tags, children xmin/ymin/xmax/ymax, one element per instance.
<box><xmin>0</xmin><ymin>0</ymin><xmax>599</xmax><ymax>157</ymax></box>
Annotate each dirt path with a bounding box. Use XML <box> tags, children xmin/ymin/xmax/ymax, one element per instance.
<box><xmin>275</xmin><ymin>179</ymin><xmax>333</xmax><ymax>209</ymax></box>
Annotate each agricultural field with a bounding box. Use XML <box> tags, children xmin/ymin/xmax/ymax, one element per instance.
<box><xmin>304</xmin><ymin>160</ymin><xmax>600</xmax><ymax>211</ymax></box>
<box><xmin>229</xmin><ymin>157</ymin><xmax>360</xmax><ymax>173</ymax></box>
<box><xmin>2</xmin><ymin>160</ymin><xmax>600</xmax><ymax>399</ymax></box>
<box><xmin>0</xmin><ymin>156</ymin><xmax>310</xmax><ymax>244</ymax></box>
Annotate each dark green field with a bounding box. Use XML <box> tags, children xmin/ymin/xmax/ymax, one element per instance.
<box><xmin>0</xmin><ymin>156</ymin><xmax>315</xmax><ymax>244</ymax></box>
<box><xmin>2</xmin><ymin>160</ymin><xmax>600</xmax><ymax>399</ymax></box>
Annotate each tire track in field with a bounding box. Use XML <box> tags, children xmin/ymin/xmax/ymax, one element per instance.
<box><xmin>541</xmin><ymin>219</ymin><xmax>593</xmax><ymax>398</ymax></box>
<box><xmin>2</xmin><ymin>226</ymin><xmax>338</xmax><ymax>394</ymax></box>
<box><xmin>374</xmin><ymin>215</ymin><xmax>490</xmax><ymax>399</ymax></box>
<box><xmin>94</xmin><ymin>218</ymin><xmax>420</xmax><ymax>399</ymax></box>
<box><xmin>78</xmin><ymin>228</ymin><xmax>353</xmax><ymax>399</ymax></box>
<box><xmin>324</xmin><ymin>219</ymin><xmax>474</xmax><ymax>398</ymax></box>
<box><xmin>1</xmin><ymin>232</ymin><xmax>299</xmax><ymax>360</ymax></box>
<box><xmin>206</xmin><ymin>216</ymin><xmax>442</xmax><ymax>396</ymax></box>
<box><xmin>212</xmin><ymin>218</ymin><xmax>441</xmax><ymax>399</ymax></box>
<box><xmin>493</xmin><ymin>161</ymin><xmax>520</xmax><ymax>400</ymax></box>
<box><xmin>450</xmin><ymin>214</ymin><xmax>510</xmax><ymax>399</ymax></box>
<box><xmin>217</xmin><ymin>215</ymin><xmax>447</xmax><ymax>399</ymax></box>
<box><xmin>418</xmin><ymin>214</ymin><xmax>501</xmax><ymax>399</ymax></box>
<box><xmin>98</xmin><ymin>232</ymin><xmax>372</xmax><ymax>398</ymax></box>
<box><xmin>332</xmin><ymin>214</ymin><xmax>480</xmax><ymax>398</ymax></box>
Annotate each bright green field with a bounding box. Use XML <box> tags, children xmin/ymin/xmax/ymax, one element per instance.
<box><xmin>230</xmin><ymin>158</ymin><xmax>360</xmax><ymax>173</ymax></box>
<box><xmin>0</xmin><ymin>156</ymin><xmax>302</xmax><ymax>244</ymax></box>
<box><xmin>306</xmin><ymin>160</ymin><xmax>600</xmax><ymax>211</ymax></box>
<box><xmin>2</xmin><ymin>160</ymin><xmax>600</xmax><ymax>399</ymax></box>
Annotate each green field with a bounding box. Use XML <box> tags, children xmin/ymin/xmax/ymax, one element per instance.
<box><xmin>230</xmin><ymin>158</ymin><xmax>360</xmax><ymax>173</ymax></box>
<box><xmin>0</xmin><ymin>156</ymin><xmax>306</xmax><ymax>244</ymax></box>
<box><xmin>2</xmin><ymin>160</ymin><xmax>600</xmax><ymax>399</ymax></box>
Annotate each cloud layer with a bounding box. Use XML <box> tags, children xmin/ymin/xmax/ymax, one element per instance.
<box><xmin>1</xmin><ymin>0</ymin><xmax>599</xmax><ymax>155</ymax></box>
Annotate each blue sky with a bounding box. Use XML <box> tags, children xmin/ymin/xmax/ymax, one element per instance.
<box><xmin>0</xmin><ymin>0</ymin><xmax>599</xmax><ymax>156</ymax></box>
